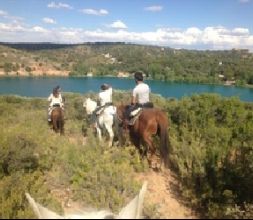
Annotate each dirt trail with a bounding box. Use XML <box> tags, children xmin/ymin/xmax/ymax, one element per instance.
<box><xmin>49</xmin><ymin>168</ymin><xmax>199</xmax><ymax>219</ymax></box>
<box><xmin>49</xmin><ymin>132</ymin><xmax>199</xmax><ymax>218</ymax></box>
<box><xmin>136</xmin><ymin>169</ymin><xmax>199</xmax><ymax>219</ymax></box>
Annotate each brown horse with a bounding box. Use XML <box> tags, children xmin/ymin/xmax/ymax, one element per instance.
<box><xmin>117</xmin><ymin>105</ymin><xmax>169</xmax><ymax>168</ymax></box>
<box><xmin>51</xmin><ymin>107</ymin><xmax>64</xmax><ymax>135</ymax></box>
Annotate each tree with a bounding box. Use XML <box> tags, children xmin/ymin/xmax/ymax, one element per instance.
<box><xmin>3</xmin><ymin>63</ymin><xmax>13</xmax><ymax>73</ymax></box>
<box><xmin>25</xmin><ymin>66</ymin><xmax>32</xmax><ymax>72</ymax></box>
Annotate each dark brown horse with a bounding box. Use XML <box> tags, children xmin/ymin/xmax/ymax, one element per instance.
<box><xmin>51</xmin><ymin>107</ymin><xmax>64</xmax><ymax>135</ymax></box>
<box><xmin>117</xmin><ymin>105</ymin><xmax>169</xmax><ymax>168</ymax></box>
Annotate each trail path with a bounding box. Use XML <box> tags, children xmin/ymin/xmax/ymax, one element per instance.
<box><xmin>49</xmin><ymin>133</ymin><xmax>199</xmax><ymax>219</ymax></box>
<box><xmin>136</xmin><ymin>169</ymin><xmax>199</xmax><ymax>219</ymax></box>
<box><xmin>49</xmin><ymin>168</ymin><xmax>199</xmax><ymax>219</ymax></box>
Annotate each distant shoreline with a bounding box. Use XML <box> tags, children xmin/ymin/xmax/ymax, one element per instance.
<box><xmin>1</xmin><ymin>75</ymin><xmax>253</xmax><ymax>90</ymax></box>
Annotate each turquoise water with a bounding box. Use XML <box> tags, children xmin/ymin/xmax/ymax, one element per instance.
<box><xmin>0</xmin><ymin>77</ymin><xmax>252</xmax><ymax>102</ymax></box>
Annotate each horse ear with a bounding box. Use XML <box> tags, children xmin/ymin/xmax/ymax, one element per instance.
<box><xmin>83</xmin><ymin>99</ymin><xmax>87</xmax><ymax>107</ymax></box>
<box><xmin>117</xmin><ymin>181</ymin><xmax>148</xmax><ymax>219</ymax></box>
<box><xmin>25</xmin><ymin>193</ymin><xmax>64</xmax><ymax>219</ymax></box>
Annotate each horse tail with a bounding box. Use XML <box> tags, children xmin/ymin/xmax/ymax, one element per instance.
<box><xmin>157</xmin><ymin>111</ymin><xmax>169</xmax><ymax>167</ymax></box>
<box><xmin>59</xmin><ymin>109</ymin><xmax>64</xmax><ymax>135</ymax></box>
<box><xmin>52</xmin><ymin>108</ymin><xmax>64</xmax><ymax>135</ymax></box>
<box><xmin>52</xmin><ymin>113</ymin><xmax>58</xmax><ymax>132</ymax></box>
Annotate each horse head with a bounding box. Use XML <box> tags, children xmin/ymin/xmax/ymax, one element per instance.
<box><xmin>116</xmin><ymin>104</ymin><xmax>131</xmax><ymax>146</ymax></box>
<box><xmin>26</xmin><ymin>181</ymin><xmax>148</xmax><ymax>219</ymax></box>
<box><xmin>83</xmin><ymin>98</ymin><xmax>97</xmax><ymax>115</ymax></box>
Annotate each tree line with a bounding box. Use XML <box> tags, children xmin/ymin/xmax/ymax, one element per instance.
<box><xmin>1</xmin><ymin>43</ymin><xmax>253</xmax><ymax>86</ymax></box>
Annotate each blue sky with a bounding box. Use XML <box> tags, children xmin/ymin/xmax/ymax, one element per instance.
<box><xmin>0</xmin><ymin>0</ymin><xmax>253</xmax><ymax>50</ymax></box>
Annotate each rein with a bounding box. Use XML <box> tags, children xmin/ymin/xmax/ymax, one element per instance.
<box><xmin>116</xmin><ymin>113</ymin><xmax>123</xmax><ymax>123</ymax></box>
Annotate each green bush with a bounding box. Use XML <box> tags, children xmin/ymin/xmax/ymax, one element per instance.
<box><xmin>1</xmin><ymin>92</ymin><xmax>253</xmax><ymax>218</ymax></box>
<box><xmin>167</xmin><ymin>94</ymin><xmax>253</xmax><ymax>218</ymax></box>
<box><xmin>0</xmin><ymin>93</ymin><xmax>145</xmax><ymax>218</ymax></box>
<box><xmin>0</xmin><ymin>172</ymin><xmax>62</xmax><ymax>219</ymax></box>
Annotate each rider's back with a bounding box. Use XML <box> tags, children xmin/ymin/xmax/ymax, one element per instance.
<box><xmin>99</xmin><ymin>87</ymin><xmax>112</xmax><ymax>106</ymax></box>
<box><xmin>133</xmin><ymin>83</ymin><xmax>150</xmax><ymax>104</ymax></box>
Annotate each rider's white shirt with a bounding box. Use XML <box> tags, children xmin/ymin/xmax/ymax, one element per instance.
<box><xmin>48</xmin><ymin>93</ymin><xmax>64</xmax><ymax>108</ymax></box>
<box><xmin>133</xmin><ymin>83</ymin><xmax>150</xmax><ymax>104</ymax></box>
<box><xmin>99</xmin><ymin>87</ymin><xmax>112</xmax><ymax>106</ymax></box>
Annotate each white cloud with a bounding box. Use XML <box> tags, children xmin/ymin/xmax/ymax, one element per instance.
<box><xmin>0</xmin><ymin>22</ymin><xmax>25</xmax><ymax>32</ymax></box>
<box><xmin>0</xmin><ymin>21</ymin><xmax>253</xmax><ymax>51</ymax></box>
<box><xmin>108</xmin><ymin>20</ymin><xmax>127</xmax><ymax>29</ymax></box>
<box><xmin>239</xmin><ymin>0</ymin><xmax>250</xmax><ymax>3</ymax></box>
<box><xmin>232</xmin><ymin>28</ymin><xmax>249</xmax><ymax>35</ymax></box>
<box><xmin>48</xmin><ymin>2</ymin><xmax>73</xmax><ymax>9</ymax></box>
<box><xmin>0</xmin><ymin>10</ymin><xmax>24</xmax><ymax>23</ymax></box>
<box><xmin>0</xmin><ymin>10</ymin><xmax>8</xmax><ymax>16</ymax></box>
<box><xmin>43</xmin><ymin>17</ymin><xmax>56</xmax><ymax>24</ymax></box>
<box><xmin>80</xmin><ymin>8</ymin><xmax>108</xmax><ymax>16</ymax></box>
<box><xmin>144</xmin><ymin>5</ymin><xmax>163</xmax><ymax>12</ymax></box>
<box><xmin>32</xmin><ymin>26</ymin><xmax>48</xmax><ymax>33</ymax></box>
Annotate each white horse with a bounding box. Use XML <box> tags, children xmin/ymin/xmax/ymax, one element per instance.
<box><xmin>26</xmin><ymin>181</ymin><xmax>148</xmax><ymax>219</ymax></box>
<box><xmin>83</xmin><ymin>98</ymin><xmax>116</xmax><ymax>147</ymax></box>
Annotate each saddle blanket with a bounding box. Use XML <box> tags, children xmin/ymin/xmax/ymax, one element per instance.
<box><xmin>130</xmin><ymin>107</ymin><xmax>142</xmax><ymax>117</ymax></box>
<box><xmin>129</xmin><ymin>108</ymin><xmax>143</xmax><ymax>126</ymax></box>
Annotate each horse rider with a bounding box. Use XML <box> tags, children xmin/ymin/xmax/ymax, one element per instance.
<box><xmin>92</xmin><ymin>84</ymin><xmax>113</xmax><ymax>122</ymax></box>
<box><xmin>126</xmin><ymin>71</ymin><xmax>153</xmax><ymax>124</ymax></box>
<box><xmin>47</xmin><ymin>86</ymin><xmax>64</xmax><ymax>122</ymax></box>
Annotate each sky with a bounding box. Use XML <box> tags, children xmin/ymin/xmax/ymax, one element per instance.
<box><xmin>0</xmin><ymin>0</ymin><xmax>253</xmax><ymax>50</ymax></box>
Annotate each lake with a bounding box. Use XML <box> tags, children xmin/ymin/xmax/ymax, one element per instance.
<box><xmin>0</xmin><ymin>77</ymin><xmax>252</xmax><ymax>102</ymax></box>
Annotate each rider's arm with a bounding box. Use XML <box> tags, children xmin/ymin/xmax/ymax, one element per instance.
<box><xmin>48</xmin><ymin>94</ymin><xmax>53</xmax><ymax>102</ymax></box>
<box><xmin>59</xmin><ymin>94</ymin><xmax>64</xmax><ymax>104</ymax></box>
<box><xmin>131</xmin><ymin>95</ymin><xmax>137</xmax><ymax>105</ymax></box>
<box><xmin>108</xmin><ymin>86</ymin><xmax>112</xmax><ymax>93</ymax></box>
<box><xmin>131</xmin><ymin>89</ymin><xmax>137</xmax><ymax>105</ymax></box>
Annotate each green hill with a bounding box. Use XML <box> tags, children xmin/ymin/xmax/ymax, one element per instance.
<box><xmin>0</xmin><ymin>43</ymin><xmax>253</xmax><ymax>86</ymax></box>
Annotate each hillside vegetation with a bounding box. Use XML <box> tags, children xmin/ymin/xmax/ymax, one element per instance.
<box><xmin>0</xmin><ymin>92</ymin><xmax>252</xmax><ymax>219</ymax></box>
<box><xmin>0</xmin><ymin>43</ymin><xmax>253</xmax><ymax>86</ymax></box>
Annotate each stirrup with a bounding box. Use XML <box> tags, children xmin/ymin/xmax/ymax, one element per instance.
<box><xmin>128</xmin><ymin>118</ymin><xmax>135</xmax><ymax>126</ymax></box>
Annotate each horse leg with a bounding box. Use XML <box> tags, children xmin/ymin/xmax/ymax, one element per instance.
<box><xmin>104</xmin><ymin>122</ymin><xmax>114</xmax><ymax>147</ymax></box>
<box><xmin>95</xmin><ymin>123</ymin><xmax>102</xmax><ymax>142</ymax></box>
<box><xmin>52</xmin><ymin>118</ymin><xmax>58</xmax><ymax>133</ymax></box>
<box><xmin>143</xmin><ymin>133</ymin><xmax>156</xmax><ymax>169</ymax></box>
<box><xmin>132</xmin><ymin>134</ymin><xmax>142</xmax><ymax>155</ymax></box>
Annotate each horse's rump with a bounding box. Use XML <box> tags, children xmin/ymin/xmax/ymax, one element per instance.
<box><xmin>83</xmin><ymin>98</ymin><xmax>116</xmax><ymax>146</ymax></box>
<box><xmin>117</xmin><ymin>105</ymin><xmax>169</xmax><ymax>168</ymax></box>
<box><xmin>136</xmin><ymin>108</ymin><xmax>169</xmax><ymax>167</ymax></box>
<box><xmin>51</xmin><ymin>107</ymin><xmax>64</xmax><ymax>134</ymax></box>
<box><xmin>137</xmin><ymin>108</ymin><xmax>168</xmax><ymax>139</ymax></box>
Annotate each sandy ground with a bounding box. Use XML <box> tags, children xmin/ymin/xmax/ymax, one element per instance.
<box><xmin>136</xmin><ymin>170</ymin><xmax>199</xmax><ymax>219</ymax></box>
<box><xmin>48</xmin><ymin>169</ymin><xmax>199</xmax><ymax>219</ymax></box>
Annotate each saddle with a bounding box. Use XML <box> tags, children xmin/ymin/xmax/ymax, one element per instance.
<box><xmin>52</xmin><ymin>104</ymin><xmax>61</xmax><ymax>108</ymax></box>
<box><xmin>95</xmin><ymin>102</ymin><xmax>113</xmax><ymax>116</ymax></box>
<box><xmin>49</xmin><ymin>104</ymin><xmax>64</xmax><ymax>115</ymax></box>
<box><xmin>128</xmin><ymin>102</ymin><xmax>154</xmax><ymax>126</ymax></box>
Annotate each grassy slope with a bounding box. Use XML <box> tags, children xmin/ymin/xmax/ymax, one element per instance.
<box><xmin>0</xmin><ymin>92</ymin><xmax>253</xmax><ymax>219</ymax></box>
<box><xmin>0</xmin><ymin>93</ymin><xmax>148</xmax><ymax>218</ymax></box>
